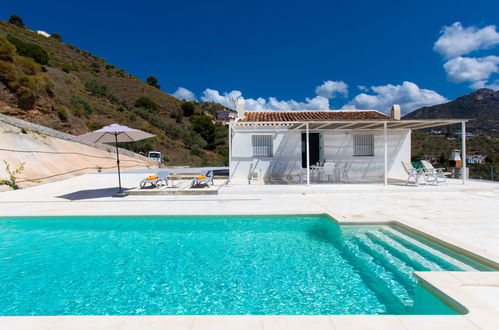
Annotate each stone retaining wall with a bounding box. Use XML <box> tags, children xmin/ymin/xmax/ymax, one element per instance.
<box><xmin>0</xmin><ymin>113</ymin><xmax>147</xmax><ymax>159</ymax></box>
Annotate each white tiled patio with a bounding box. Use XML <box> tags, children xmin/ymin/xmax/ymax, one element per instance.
<box><xmin>0</xmin><ymin>170</ymin><xmax>498</xmax><ymax>329</ymax></box>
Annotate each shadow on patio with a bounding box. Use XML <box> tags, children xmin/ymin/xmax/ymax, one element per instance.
<box><xmin>56</xmin><ymin>187</ymin><xmax>130</xmax><ymax>201</ymax></box>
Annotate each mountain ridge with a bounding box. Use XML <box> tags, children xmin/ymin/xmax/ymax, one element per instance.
<box><xmin>403</xmin><ymin>88</ymin><xmax>499</xmax><ymax>135</ymax></box>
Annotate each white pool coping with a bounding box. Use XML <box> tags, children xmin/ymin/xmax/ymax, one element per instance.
<box><xmin>0</xmin><ymin>172</ymin><xmax>498</xmax><ymax>329</ymax></box>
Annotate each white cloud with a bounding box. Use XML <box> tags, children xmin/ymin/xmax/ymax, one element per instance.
<box><xmin>198</xmin><ymin>80</ymin><xmax>345</xmax><ymax>110</ymax></box>
<box><xmin>200</xmin><ymin>89</ymin><xmax>242</xmax><ymax>108</ymax></box>
<box><xmin>172</xmin><ymin>87</ymin><xmax>196</xmax><ymax>101</ymax></box>
<box><xmin>471</xmin><ymin>79</ymin><xmax>499</xmax><ymax>91</ymax></box>
<box><xmin>314</xmin><ymin>80</ymin><xmax>348</xmax><ymax>98</ymax></box>
<box><xmin>343</xmin><ymin>81</ymin><xmax>448</xmax><ymax>114</ymax></box>
<box><xmin>200</xmin><ymin>88</ymin><xmax>330</xmax><ymax>110</ymax></box>
<box><xmin>434</xmin><ymin>22</ymin><xmax>499</xmax><ymax>59</ymax></box>
<box><xmin>357</xmin><ymin>85</ymin><xmax>369</xmax><ymax>92</ymax></box>
<box><xmin>443</xmin><ymin>56</ymin><xmax>499</xmax><ymax>83</ymax></box>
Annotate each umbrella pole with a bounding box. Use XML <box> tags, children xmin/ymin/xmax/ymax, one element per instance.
<box><xmin>113</xmin><ymin>133</ymin><xmax>127</xmax><ymax>197</ymax></box>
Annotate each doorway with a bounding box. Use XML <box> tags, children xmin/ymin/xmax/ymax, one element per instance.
<box><xmin>301</xmin><ymin>132</ymin><xmax>323</xmax><ymax>168</ymax></box>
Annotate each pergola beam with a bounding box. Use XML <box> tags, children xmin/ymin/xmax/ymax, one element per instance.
<box><xmin>233</xmin><ymin>119</ymin><xmax>468</xmax><ymax>131</ymax></box>
<box><xmin>462</xmin><ymin>122</ymin><xmax>466</xmax><ymax>185</ymax></box>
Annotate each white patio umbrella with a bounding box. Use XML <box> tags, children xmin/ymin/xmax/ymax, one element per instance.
<box><xmin>73</xmin><ymin>124</ymin><xmax>155</xmax><ymax>197</ymax></box>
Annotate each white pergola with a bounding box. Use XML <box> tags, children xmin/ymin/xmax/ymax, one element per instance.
<box><xmin>229</xmin><ymin>119</ymin><xmax>469</xmax><ymax>185</ymax></box>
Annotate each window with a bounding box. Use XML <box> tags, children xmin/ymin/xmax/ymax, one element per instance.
<box><xmin>252</xmin><ymin>135</ymin><xmax>273</xmax><ymax>157</ymax></box>
<box><xmin>353</xmin><ymin>134</ymin><xmax>374</xmax><ymax>156</ymax></box>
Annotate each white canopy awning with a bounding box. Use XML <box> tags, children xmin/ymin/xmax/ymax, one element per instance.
<box><xmin>232</xmin><ymin>119</ymin><xmax>467</xmax><ymax>130</ymax></box>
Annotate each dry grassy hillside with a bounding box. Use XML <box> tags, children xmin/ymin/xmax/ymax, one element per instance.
<box><xmin>0</xmin><ymin>19</ymin><xmax>230</xmax><ymax>166</ymax></box>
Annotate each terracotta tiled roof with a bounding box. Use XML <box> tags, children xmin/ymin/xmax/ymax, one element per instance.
<box><xmin>240</xmin><ymin>110</ymin><xmax>391</xmax><ymax>122</ymax></box>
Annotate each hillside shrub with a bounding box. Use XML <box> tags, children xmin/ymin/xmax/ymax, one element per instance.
<box><xmin>0</xmin><ymin>61</ymin><xmax>17</xmax><ymax>83</ymax></box>
<box><xmin>85</xmin><ymin>120</ymin><xmax>104</xmax><ymax>131</ymax></box>
<box><xmin>6</xmin><ymin>36</ymin><xmax>48</xmax><ymax>65</ymax></box>
<box><xmin>16</xmin><ymin>56</ymin><xmax>40</xmax><ymax>75</ymax></box>
<box><xmin>175</xmin><ymin>108</ymin><xmax>183</xmax><ymax>123</ymax></box>
<box><xmin>69</xmin><ymin>94</ymin><xmax>93</xmax><ymax>115</ymax></box>
<box><xmin>105</xmin><ymin>64</ymin><xmax>114</xmax><ymax>70</ymax></box>
<box><xmin>9</xmin><ymin>74</ymin><xmax>47</xmax><ymax>108</ymax></box>
<box><xmin>119</xmin><ymin>138</ymin><xmax>154</xmax><ymax>154</ymax></box>
<box><xmin>8</xmin><ymin>15</ymin><xmax>25</xmax><ymax>28</ymax></box>
<box><xmin>191</xmin><ymin>145</ymin><xmax>203</xmax><ymax>156</ymax></box>
<box><xmin>0</xmin><ymin>38</ymin><xmax>16</xmax><ymax>62</ymax></box>
<box><xmin>70</xmin><ymin>106</ymin><xmax>84</xmax><ymax>117</ymax></box>
<box><xmin>50</xmin><ymin>33</ymin><xmax>62</xmax><ymax>42</ymax></box>
<box><xmin>62</xmin><ymin>66</ymin><xmax>70</xmax><ymax>73</ymax></box>
<box><xmin>56</xmin><ymin>106</ymin><xmax>69</xmax><ymax>121</ymax></box>
<box><xmin>0</xmin><ymin>38</ymin><xmax>49</xmax><ymax>109</ymax></box>
<box><xmin>90</xmin><ymin>62</ymin><xmax>100</xmax><ymax>73</ymax></box>
<box><xmin>133</xmin><ymin>107</ymin><xmax>207</xmax><ymax>150</ymax></box>
<box><xmin>84</xmin><ymin>80</ymin><xmax>120</xmax><ymax>103</ymax></box>
<box><xmin>216</xmin><ymin>146</ymin><xmax>229</xmax><ymax>166</ymax></box>
<box><xmin>181</xmin><ymin>102</ymin><xmax>195</xmax><ymax>117</ymax></box>
<box><xmin>191</xmin><ymin>115</ymin><xmax>216</xmax><ymax>149</ymax></box>
<box><xmin>134</xmin><ymin>97</ymin><xmax>159</xmax><ymax>112</ymax></box>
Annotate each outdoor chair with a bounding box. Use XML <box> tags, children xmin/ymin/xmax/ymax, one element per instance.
<box><xmin>140</xmin><ymin>170</ymin><xmax>169</xmax><ymax>189</ymax></box>
<box><xmin>420</xmin><ymin>160</ymin><xmax>450</xmax><ymax>186</ymax></box>
<box><xmin>269</xmin><ymin>161</ymin><xmax>285</xmax><ymax>182</ymax></box>
<box><xmin>191</xmin><ymin>170</ymin><xmax>214</xmax><ymax>188</ymax></box>
<box><xmin>401</xmin><ymin>161</ymin><xmax>426</xmax><ymax>186</ymax></box>
<box><xmin>335</xmin><ymin>162</ymin><xmax>349</xmax><ymax>183</ymax></box>
<box><xmin>323</xmin><ymin>162</ymin><xmax>337</xmax><ymax>183</ymax></box>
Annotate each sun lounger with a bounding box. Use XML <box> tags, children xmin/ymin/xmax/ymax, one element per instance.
<box><xmin>140</xmin><ymin>170</ymin><xmax>169</xmax><ymax>189</ymax></box>
<box><xmin>402</xmin><ymin>161</ymin><xmax>426</xmax><ymax>186</ymax></box>
<box><xmin>191</xmin><ymin>170</ymin><xmax>214</xmax><ymax>188</ymax></box>
<box><xmin>420</xmin><ymin>160</ymin><xmax>450</xmax><ymax>186</ymax></box>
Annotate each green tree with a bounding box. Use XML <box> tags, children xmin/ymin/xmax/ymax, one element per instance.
<box><xmin>191</xmin><ymin>115</ymin><xmax>216</xmax><ymax>149</ymax></box>
<box><xmin>134</xmin><ymin>96</ymin><xmax>159</xmax><ymax>112</ymax></box>
<box><xmin>181</xmin><ymin>101</ymin><xmax>195</xmax><ymax>117</ymax></box>
<box><xmin>8</xmin><ymin>15</ymin><xmax>25</xmax><ymax>28</ymax></box>
<box><xmin>50</xmin><ymin>33</ymin><xmax>62</xmax><ymax>42</ymax></box>
<box><xmin>146</xmin><ymin>76</ymin><xmax>160</xmax><ymax>88</ymax></box>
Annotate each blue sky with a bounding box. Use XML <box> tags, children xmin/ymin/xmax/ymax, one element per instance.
<box><xmin>2</xmin><ymin>0</ymin><xmax>499</xmax><ymax>113</ymax></box>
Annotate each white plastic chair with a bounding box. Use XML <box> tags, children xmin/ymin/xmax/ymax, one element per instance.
<box><xmin>323</xmin><ymin>162</ymin><xmax>337</xmax><ymax>183</ymax></box>
<box><xmin>420</xmin><ymin>160</ymin><xmax>449</xmax><ymax>186</ymax></box>
<box><xmin>401</xmin><ymin>162</ymin><xmax>425</xmax><ymax>186</ymax></box>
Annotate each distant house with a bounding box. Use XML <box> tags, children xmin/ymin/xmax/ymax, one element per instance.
<box><xmin>216</xmin><ymin>110</ymin><xmax>236</xmax><ymax>122</ymax></box>
<box><xmin>466</xmin><ymin>155</ymin><xmax>486</xmax><ymax>164</ymax></box>
<box><xmin>36</xmin><ymin>30</ymin><xmax>50</xmax><ymax>38</ymax></box>
<box><xmin>429</xmin><ymin>129</ymin><xmax>444</xmax><ymax>135</ymax></box>
<box><xmin>455</xmin><ymin>132</ymin><xmax>475</xmax><ymax>139</ymax></box>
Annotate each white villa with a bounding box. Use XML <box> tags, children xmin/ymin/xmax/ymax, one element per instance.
<box><xmin>228</xmin><ymin>101</ymin><xmax>467</xmax><ymax>185</ymax></box>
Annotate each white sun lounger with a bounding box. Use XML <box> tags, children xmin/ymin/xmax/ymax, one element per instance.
<box><xmin>139</xmin><ymin>170</ymin><xmax>169</xmax><ymax>189</ymax></box>
<box><xmin>191</xmin><ymin>170</ymin><xmax>214</xmax><ymax>188</ymax></box>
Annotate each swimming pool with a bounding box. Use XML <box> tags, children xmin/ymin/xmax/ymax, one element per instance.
<box><xmin>0</xmin><ymin>215</ymin><xmax>493</xmax><ymax>315</ymax></box>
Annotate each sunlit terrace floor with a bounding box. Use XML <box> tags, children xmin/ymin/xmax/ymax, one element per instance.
<box><xmin>0</xmin><ymin>169</ymin><xmax>498</xmax><ymax>329</ymax></box>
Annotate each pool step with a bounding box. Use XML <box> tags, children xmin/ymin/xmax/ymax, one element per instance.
<box><xmin>364</xmin><ymin>231</ymin><xmax>444</xmax><ymax>271</ymax></box>
<box><xmin>380</xmin><ymin>227</ymin><xmax>478</xmax><ymax>271</ymax></box>
<box><xmin>353</xmin><ymin>235</ymin><xmax>415</xmax><ymax>289</ymax></box>
<box><xmin>336</xmin><ymin>239</ymin><xmax>413</xmax><ymax>313</ymax></box>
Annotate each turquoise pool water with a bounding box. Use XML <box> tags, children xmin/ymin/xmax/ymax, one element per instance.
<box><xmin>0</xmin><ymin>215</ymin><xmax>493</xmax><ymax>315</ymax></box>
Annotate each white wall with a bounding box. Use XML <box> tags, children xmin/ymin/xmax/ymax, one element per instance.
<box><xmin>229</xmin><ymin>127</ymin><xmax>411</xmax><ymax>184</ymax></box>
